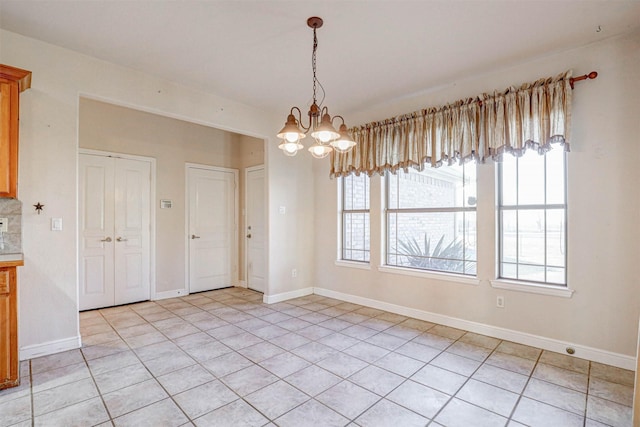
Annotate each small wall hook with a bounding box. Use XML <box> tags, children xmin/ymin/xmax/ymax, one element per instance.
<box><xmin>34</xmin><ymin>202</ymin><xmax>44</xmax><ymax>214</ymax></box>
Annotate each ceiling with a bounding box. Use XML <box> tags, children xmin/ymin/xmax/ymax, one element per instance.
<box><xmin>1</xmin><ymin>1</ymin><xmax>639</xmax><ymax>120</ymax></box>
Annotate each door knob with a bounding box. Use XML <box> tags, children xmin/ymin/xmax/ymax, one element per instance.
<box><xmin>116</xmin><ymin>237</ymin><xmax>128</xmax><ymax>242</ymax></box>
<box><xmin>191</xmin><ymin>234</ymin><xmax>201</xmax><ymax>239</ymax></box>
<box><xmin>246</xmin><ymin>234</ymin><xmax>252</xmax><ymax>238</ymax></box>
<box><xmin>100</xmin><ymin>237</ymin><xmax>112</xmax><ymax>242</ymax></box>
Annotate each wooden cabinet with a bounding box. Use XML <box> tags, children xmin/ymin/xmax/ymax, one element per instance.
<box><xmin>0</xmin><ymin>63</ymin><xmax>30</xmax><ymax>390</ymax></box>
<box><xmin>0</xmin><ymin>262</ymin><xmax>21</xmax><ymax>390</ymax></box>
<box><xmin>0</xmin><ymin>65</ymin><xmax>32</xmax><ymax>198</ymax></box>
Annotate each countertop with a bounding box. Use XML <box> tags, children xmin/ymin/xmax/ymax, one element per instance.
<box><xmin>0</xmin><ymin>253</ymin><xmax>24</xmax><ymax>267</ymax></box>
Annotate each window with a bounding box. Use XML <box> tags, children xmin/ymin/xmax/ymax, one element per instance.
<box><xmin>340</xmin><ymin>174</ymin><xmax>370</xmax><ymax>262</ymax></box>
<box><xmin>498</xmin><ymin>147</ymin><xmax>567</xmax><ymax>285</ymax></box>
<box><xmin>386</xmin><ymin>164</ymin><xmax>477</xmax><ymax>275</ymax></box>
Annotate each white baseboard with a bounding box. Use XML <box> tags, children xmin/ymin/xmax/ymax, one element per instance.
<box><xmin>153</xmin><ymin>289</ymin><xmax>188</xmax><ymax>300</ymax></box>
<box><xmin>313</xmin><ymin>287</ymin><xmax>636</xmax><ymax>370</ymax></box>
<box><xmin>236</xmin><ymin>280</ymin><xmax>248</xmax><ymax>288</ymax></box>
<box><xmin>264</xmin><ymin>287</ymin><xmax>314</xmax><ymax>304</ymax></box>
<box><xmin>20</xmin><ymin>335</ymin><xmax>81</xmax><ymax>361</ymax></box>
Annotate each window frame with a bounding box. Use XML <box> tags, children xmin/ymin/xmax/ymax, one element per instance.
<box><xmin>337</xmin><ymin>174</ymin><xmax>371</xmax><ymax>264</ymax></box>
<box><xmin>383</xmin><ymin>164</ymin><xmax>478</xmax><ymax>277</ymax></box>
<box><xmin>497</xmin><ymin>149</ymin><xmax>569</xmax><ymax>286</ymax></box>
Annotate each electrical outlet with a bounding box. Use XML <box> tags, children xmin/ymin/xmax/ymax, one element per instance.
<box><xmin>291</xmin><ymin>269</ymin><xmax>297</xmax><ymax>278</ymax></box>
<box><xmin>496</xmin><ymin>295</ymin><xmax>505</xmax><ymax>308</ymax></box>
<box><xmin>0</xmin><ymin>218</ymin><xmax>7</xmax><ymax>233</ymax></box>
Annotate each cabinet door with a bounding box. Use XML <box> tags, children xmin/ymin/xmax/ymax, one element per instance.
<box><xmin>0</xmin><ymin>80</ymin><xmax>18</xmax><ymax>198</ymax></box>
<box><xmin>0</xmin><ymin>267</ymin><xmax>18</xmax><ymax>389</ymax></box>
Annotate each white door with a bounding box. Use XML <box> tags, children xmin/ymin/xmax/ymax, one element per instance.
<box><xmin>187</xmin><ymin>165</ymin><xmax>237</xmax><ymax>293</ymax></box>
<box><xmin>114</xmin><ymin>159</ymin><xmax>151</xmax><ymax>305</ymax></box>
<box><xmin>79</xmin><ymin>154</ymin><xmax>151</xmax><ymax>310</ymax></box>
<box><xmin>246</xmin><ymin>166</ymin><xmax>266</xmax><ymax>292</ymax></box>
<box><xmin>79</xmin><ymin>155</ymin><xmax>115</xmax><ymax>310</ymax></box>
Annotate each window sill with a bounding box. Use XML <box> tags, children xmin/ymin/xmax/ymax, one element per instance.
<box><xmin>490</xmin><ymin>279</ymin><xmax>574</xmax><ymax>298</ymax></box>
<box><xmin>335</xmin><ymin>260</ymin><xmax>371</xmax><ymax>270</ymax></box>
<box><xmin>378</xmin><ymin>265</ymin><xmax>480</xmax><ymax>286</ymax></box>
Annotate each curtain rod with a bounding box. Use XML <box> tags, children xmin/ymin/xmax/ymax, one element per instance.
<box><xmin>570</xmin><ymin>71</ymin><xmax>598</xmax><ymax>89</ymax></box>
<box><xmin>355</xmin><ymin>70</ymin><xmax>599</xmax><ymax>129</ymax></box>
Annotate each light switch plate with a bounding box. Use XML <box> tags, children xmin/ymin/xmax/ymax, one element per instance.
<box><xmin>51</xmin><ymin>218</ymin><xmax>63</xmax><ymax>231</ymax></box>
<box><xmin>0</xmin><ymin>218</ymin><xmax>7</xmax><ymax>233</ymax></box>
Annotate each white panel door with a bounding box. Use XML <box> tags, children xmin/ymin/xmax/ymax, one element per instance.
<box><xmin>188</xmin><ymin>166</ymin><xmax>237</xmax><ymax>293</ymax></box>
<box><xmin>246</xmin><ymin>166</ymin><xmax>266</xmax><ymax>293</ymax></box>
<box><xmin>114</xmin><ymin>158</ymin><xmax>151</xmax><ymax>305</ymax></box>
<box><xmin>79</xmin><ymin>153</ymin><xmax>151</xmax><ymax>311</ymax></box>
<box><xmin>79</xmin><ymin>155</ymin><xmax>115</xmax><ymax>310</ymax></box>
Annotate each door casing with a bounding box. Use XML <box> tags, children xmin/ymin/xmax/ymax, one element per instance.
<box><xmin>245</xmin><ymin>165</ymin><xmax>266</xmax><ymax>293</ymax></box>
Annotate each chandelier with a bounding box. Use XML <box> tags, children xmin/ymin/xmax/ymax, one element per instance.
<box><xmin>277</xmin><ymin>17</ymin><xmax>356</xmax><ymax>159</ymax></box>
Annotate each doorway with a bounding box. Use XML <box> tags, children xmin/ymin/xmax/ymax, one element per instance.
<box><xmin>186</xmin><ymin>164</ymin><xmax>238</xmax><ymax>293</ymax></box>
<box><xmin>78</xmin><ymin>152</ymin><xmax>153</xmax><ymax>310</ymax></box>
<box><xmin>245</xmin><ymin>165</ymin><xmax>266</xmax><ymax>292</ymax></box>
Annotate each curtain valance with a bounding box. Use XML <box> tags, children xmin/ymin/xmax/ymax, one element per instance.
<box><xmin>330</xmin><ymin>70</ymin><xmax>572</xmax><ymax>178</ymax></box>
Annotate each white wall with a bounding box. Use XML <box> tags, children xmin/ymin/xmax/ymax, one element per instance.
<box><xmin>0</xmin><ymin>30</ymin><xmax>316</xmax><ymax>358</ymax></box>
<box><xmin>313</xmin><ymin>29</ymin><xmax>640</xmax><ymax>366</ymax></box>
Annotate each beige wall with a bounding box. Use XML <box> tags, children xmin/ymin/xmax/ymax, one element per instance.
<box><xmin>1</xmin><ymin>29</ymin><xmax>316</xmax><ymax>357</ymax></box>
<box><xmin>313</xmin><ymin>29</ymin><xmax>640</xmax><ymax>365</ymax></box>
<box><xmin>3</xmin><ymin>24</ymin><xmax>638</xmax><ymax>369</ymax></box>
<box><xmin>78</xmin><ymin>98</ymin><xmax>263</xmax><ymax>292</ymax></box>
<box><xmin>237</xmin><ymin>135</ymin><xmax>265</xmax><ymax>284</ymax></box>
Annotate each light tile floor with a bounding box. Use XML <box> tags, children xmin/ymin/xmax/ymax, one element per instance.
<box><xmin>0</xmin><ymin>287</ymin><xmax>635</xmax><ymax>427</ymax></box>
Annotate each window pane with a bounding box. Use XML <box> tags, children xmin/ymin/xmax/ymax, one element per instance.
<box><xmin>341</xmin><ymin>175</ymin><xmax>370</xmax><ymax>262</ymax></box>
<box><xmin>500</xmin><ymin>155</ymin><xmax>517</xmax><ymax>206</ymax></box>
<box><xmin>501</xmin><ymin>262</ymin><xmax>517</xmax><ymax>279</ymax></box>
<box><xmin>518</xmin><ymin>264</ymin><xmax>546</xmax><ymax>282</ymax></box>
<box><xmin>501</xmin><ymin>210</ymin><xmax>517</xmax><ymax>264</ymax></box>
<box><xmin>546</xmin><ymin>209</ymin><xmax>565</xmax><ymax>268</ymax></box>
<box><xmin>464</xmin><ymin>163</ymin><xmax>478</xmax><ymax>208</ymax></box>
<box><xmin>517</xmin><ymin>150</ymin><xmax>545</xmax><ymax>205</ymax></box>
<box><xmin>518</xmin><ymin>209</ymin><xmax>545</xmax><ymax>266</ymax></box>
<box><xmin>547</xmin><ymin>267</ymin><xmax>565</xmax><ymax>284</ymax></box>
<box><xmin>343</xmin><ymin>175</ymin><xmax>354</xmax><ymax>210</ymax></box>
<box><xmin>387</xmin><ymin>211</ymin><xmax>474</xmax><ymax>275</ymax></box>
<box><xmin>463</xmin><ymin>212</ymin><xmax>477</xmax><ymax>261</ymax></box>
<box><xmin>465</xmin><ymin>261</ymin><xmax>477</xmax><ymax>276</ymax></box>
<box><xmin>387</xmin><ymin>172</ymin><xmax>399</xmax><ymax>209</ymax></box>
<box><xmin>546</xmin><ymin>147</ymin><xmax>565</xmax><ymax>205</ymax></box>
<box><xmin>343</xmin><ymin>174</ymin><xmax>369</xmax><ymax>210</ymax></box>
<box><xmin>390</xmin><ymin>166</ymin><xmax>470</xmax><ymax>209</ymax></box>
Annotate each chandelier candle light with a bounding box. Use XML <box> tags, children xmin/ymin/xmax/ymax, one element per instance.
<box><xmin>277</xmin><ymin>17</ymin><xmax>356</xmax><ymax>158</ymax></box>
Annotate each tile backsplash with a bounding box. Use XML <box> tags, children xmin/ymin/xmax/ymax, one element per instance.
<box><xmin>0</xmin><ymin>198</ymin><xmax>22</xmax><ymax>254</ymax></box>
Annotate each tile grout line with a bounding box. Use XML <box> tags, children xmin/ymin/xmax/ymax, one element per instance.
<box><xmin>504</xmin><ymin>347</ymin><xmax>544</xmax><ymax>424</ymax></box>
<box><xmin>29</xmin><ymin>360</ymin><xmax>34</xmax><ymax>427</ymax></box>
<box><xmin>111</xmin><ymin>298</ymin><xmax>204</xmax><ymax>425</ymax></box>
<box><xmin>80</xmin><ymin>310</ymin><xmax>116</xmax><ymax>426</ymax></box>
<box><xmin>67</xmin><ymin>289</ymin><xmax>633</xmax><ymax>426</ymax></box>
<box><xmin>423</xmin><ymin>337</ymin><xmax>505</xmax><ymax>426</ymax></box>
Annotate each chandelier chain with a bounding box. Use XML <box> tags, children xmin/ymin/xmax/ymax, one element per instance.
<box><xmin>312</xmin><ymin>26</ymin><xmax>318</xmax><ymax>105</ymax></box>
